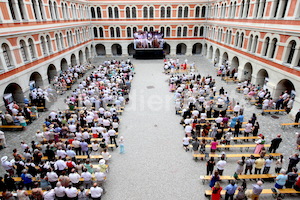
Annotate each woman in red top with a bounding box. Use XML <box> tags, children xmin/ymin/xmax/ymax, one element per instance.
<box><xmin>211</xmin><ymin>181</ymin><xmax>222</xmax><ymax>200</ymax></box>
<box><xmin>210</xmin><ymin>138</ymin><xmax>218</xmax><ymax>153</ymax></box>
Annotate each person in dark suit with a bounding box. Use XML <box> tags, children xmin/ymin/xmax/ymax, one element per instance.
<box><xmin>268</xmin><ymin>134</ymin><xmax>282</xmax><ymax>153</ymax></box>
<box><xmin>294</xmin><ymin>109</ymin><xmax>300</xmax><ymax>127</ymax></box>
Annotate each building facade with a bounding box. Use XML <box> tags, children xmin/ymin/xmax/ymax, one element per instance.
<box><xmin>0</xmin><ymin>0</ymin><xmax>299</xmax><ymax>114</ymax></box>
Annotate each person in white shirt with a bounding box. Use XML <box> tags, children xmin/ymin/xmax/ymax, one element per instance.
<box><xmin>46</xmin><ymin>169</ymin><xmax>58</xmax><ymax>188</ymax></box>
<box><xmin>216</xmin><ymin>157</ymin><xmax>227</xmax><ymax>175</ymax></box>
<box><xmin>89</xmin><ymin>182</ymin><xmax>103</xmax><ymax>200</ymax></box>
<box><xmin>57</xmin><ymin>148</ymin><xmax>67</xmax><ymax>159</ymax></box>
<box><xmin>233</xmin><ymin>103</ymin><xmax>241</xmax><ymax>114</ymax></box>
<box><xmin>91</xmin><ymin>141</ymin><xmax>99</xmax><ymax>153</ymax></box>
<box><xmin>65</xmin><ymin>184</ymin><xmax>78</xmax><ymax>199</ymax></box>
<box><xmin>81</xmin><ymin>168</ymin><xmax>92</xmax><ymax>189</ymax></box>
<box><xmin>35</xmin><ymin>130</ymin><xmax>44</xmax><ymax>144</ymax></box>
<box><xmin>68</xmin><ymin>169</ymin><xmax>81</xmax><ymax>188</ymax></box>
<box><xmin>101</xmin><ymin>149</ymin><xmax>111</xmax><ymax>162</ymax></box>
<box><xmin>108</xmin><ymin>128</ymin><xmax>118</xmax><ymax>147</ymax></box>
<box><xmin>43</xmin><ymin>186</ymin><xmax>55</xmax><ymax>200</ymax></box>
<box><xmin>54</xmin><ymin>182</ymin><xmax>66</xmax><ymax>200</ymax></box>
<box><xmin>54</xmin><ymin>158</ymin><xmax>67</xmax><ymax>175</ymax></box>
<box><xmin>94</xmin><ymin>168</ymin><xmax>106</xmax><ymax>187</ymax></box>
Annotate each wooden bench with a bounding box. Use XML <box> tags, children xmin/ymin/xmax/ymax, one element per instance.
<box><xmin>193</xmin><ymin>153</ymin><xmax>282</xmax><ymax>160</ymax></box>
<box><xmin>200</xmin><ymin>175</ymin><xmax>235</xmax><ymax>184</ymax></box>
<box><xmin>190</xmin><ymin>144</ymin><xmax>270</xmax><ymax>152</ymax></box>
<box><xmin>281</xmin><ymin>122</ymin><xmax>300</xmax><ymax>129</ymax></box>
<box><xmin>0</xmin><ymin>125</ymin><xmax>24</xmax><ymax>131</ymax></box>
<box><xmin>262</xmin><ymin>109</ymin><xmax>286</xmax><ymax>115</ymax></box>
<box><xmin>204</xmin><ymin>188</ymin><xmax>300</xmax><ymax>198</ymax></box>
<box><xmin>28</xmin><ymin>107</ymin><xmax>46</xmax><ymax>111</ymax></box>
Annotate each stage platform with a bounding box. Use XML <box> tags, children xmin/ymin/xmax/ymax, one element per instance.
<box><xmin>133</xmin><ymin>48</ymin><xmax>165</xmax><ymax>59</ymax></box>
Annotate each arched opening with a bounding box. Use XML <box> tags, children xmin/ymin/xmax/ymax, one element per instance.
<box><xmin>231</xmin><ymin>56</ymin><xmax>239</xmax><ymax>70</ymax></box>
<box><xmin>274</xmin><ymin>79</ymin><xmax>296</xmax><ymax>100</ymax></box>
<box><xmin>215</xmin><ymin>48</ymin><xmax>220</xmax><ymax>64</ymax></box>
<box><xmin>163</xmin><ymin>43</ymin><xmax>170</xmax><ymax>55</ymax></box>
<box><xmin>29</xmin><ymin>72</ymin><xmax>43</xmax><ymax>88</ymax></box>
<box><xmin>4</xmin><ymin>83</ymin><xmax>24</xmax><ymax>106</ymax></box>
<box><xmin>111</xmin><ymin>44</ymin><xmax>122</xmax><ymax>56</ymax></box>
<box><xmin>127</xmin><ymin>43</ymin><xmax>135</xmax><ymax>55</ymax></box>
<box><xmin>60</xmin><ymin>58</ymin><xmax>68</xmax><ymax>72</ymax></box>
<box><xmin>208</xmin><ymin>46</ymin><xmax>213</xmax><ymax>59</ymax></box>
<box><xmin>192</xmin><ymin>43</ymin><xmax>203</xmax><ymax>55</ymax></box>
<box><xmin>95</xmin><ymin>44</ymin><xmax>106</xmax><ymax>56</ymax></box>
<box><xmin>176</xmin><ymin>43</ymin><xmax>187</xmax><ymax>55</ymax></box>
<box><xmin>256</xmin><ymin>69</ymin><xmax>269</xmax><ymax>90</ymax></box>
<box><xmin>243</xmin><ymin>62</ymin><xmax>253</xmax><ymax>81</ymax></box>
<box><xmin>79</xmin><ymin>50</ymin><xmax>84</xmax><ymax>64</ymax></box>
<box><xmin>47</xmin><ymin>64</ymin><xmax>57</xmax><ymax>84</ymax></box>
<box><xmin>222</xmin><ymin>52</ymin><xmax>228</xmax><ymax>64</ymax></box>
<box><xmin>85</xmin><ymin>47</ymin><xmax>90</xmax><ymax>61</ymax></box>
<box><xmin>70</xmin><ymin>54</ymin><xmax>77</xmax><ymax>66</ymax></box>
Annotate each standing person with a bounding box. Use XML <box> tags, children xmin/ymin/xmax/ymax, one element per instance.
<box><xmin>275</xmin><ymin>169</ymin><xmax>287</xmax><ymax>189</ymax></box>
<box><xmin>254</xmin><ymin>136</ymin><xmax>265</xmax><ymax>154</ymax></box>
<box><xmin>244</xmin><ymin>155</ymin><xmax>255</xmax><ymax>175</ymax></box>
<box><xmin>254</xmin><ymin>155</ymin><xmax>265</xmax><ymax>174</ymax></box>
<box><xmin>294</xmin><ymin>109</ymin><xmax>300</xmax><ymax>127</ymax></box>
<box><xmin>236</xmin><ymin>156</ymin><xmax>245</xmax><ymax>175</ymax></box>
<box><xmin>206</xmin><ymin>157</ymin><xmax>215</xmax><ymax>176</ymax></box>
<box><xmin>209</xmin><ymin>170</ymin><xmax>221</xmax><ymax>188</ymax></box>
<box><xmin>65</xmin><ymin>183</ymin><xmax>78</xmax><ymax>200</ymax></box>
<box><xmin>275</xmin><ymin>155</ymin><xmax>284</xmax><ymax>173</ymax></box>
<box><xmin>0</xmin><ymin>131</ymin><xmax>6</xmax><ymax>148</ymax></box>
<box><xmin>285</xmin><ymin>167</ymin><xmax>298</xmax><ymax>188</ymax></box>
<box><xmin>244</xmin><ymin>121</ymin><xmax>253</xmax><ymax>140</ymax></box>
<box><xmin>235</xmin><ymin>181</ymin><xmax>247</xmax><ymax>200</ymax></box>
<box><xmin>182</xmin><ymin>134</ymin><xmax>190</xmax><ymax>152</ymax></box>
<box><xmin>119</xmin><ymin>136</ymin><xmax>125</xmax><ymax>154</ymax></box>
<box><xmin>262</xmin><ymin>155</ymin><xmax>273</xmax><ymax>174</ymax></box>
<box><xmin>268</xmin><ymin>134</ymin><xmax>282</xmax><ymax>153</ymax></box>
<box><xmin>211</xmin><ymin>182</ymin><xmax>222</xmax><ymax>200</ymax></box>
<box><xmin>252</xmin><ymin>122</ymin><xmax>260</xmax><ymax>138</ymax></box>
<box><xmin>251</xmin><ymin>181</ymin><xmax>263</xmax><ymax>200</ymax></box>
<box><xmin>210</xmin><ymin>138</ymin><xmax>218</xmax><ymax>153</ymax></box>
<box><xmin>80</xmin><ymin>140</ymin><xmax>89</xmax><ymax>157</ymax></box>
<box><xmin>287</xmin><ymin>153</ymin><xmax>300</xmax><ymax>172</ymax></box>
<box><xmin>216</xmin><ymin>157</ymin><xmax>227</xmax><ymax>175</ymax></box>
<box><xmin>224</xmin><ymin>180</ymin><xmax>237</xmax><ymax>200</ymax></box>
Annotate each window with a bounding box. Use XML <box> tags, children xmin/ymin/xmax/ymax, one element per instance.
<box><xmin>239</xmin><ymin>33</ymin><xmax>244</xmax><ymax>48</ymax></box>
<box><xmin>272</xmin><ymin>0</ymin><xmax>280</xmax><ymax>17</ymax></box>
<box><xmin>225</xmin><ymin>30</ymin><xmax>228</xmax><ymax>43</ymax></box>
<box><xmin>281</xmin><ymin>0</ymin><xmax>288</xmax><ymax>18</ymax></box>
<box><xmin>2</xmin><ymin>43</ymin><xmax>13</xmax><ymax>67</ymax></box>
<box><xmin>19</xmin><ymin>40</ymin><xmax>28</xmax><ymax>62</ymax></box>
<box><xmin>177</xmin><ymin>27</ymin><xmax>182</xmax><ymax>37</ymax></box>
<box><xmin>97</xmin><ymin>7</ymin><xmax>101</xmax><ymax>18</ymax></box>
<box><xmin>132</xmin><ymin>7</ymin><xmax>136</xmax><ymax>18</ymax></box>
<box><xmin>40</xmin><ymin>36</ymin><xmax>47</xmax><ymax>55</ymax></box>
<box><xmin>252</xmin><ymin>35</ymin><xmax>259</xmax><ymax>53</ymax></box>
<box><xmin>46</xmin><ymin>35</ymin><xmax>52</xmax><ymax>53</ymax></box>
<box><xmin>59</xmin><ymin>33</ymin><xmax>64</xmax><ymax>49</ymax></box>
<box><xmin>160</xmin><ymin>27</ymin><xmax>165</xmax><ymax>36</ymax></box>
<box><xmin>260</xmin><ymin>0</ymin><xmax>266</xmax><ymax>18</ymax></box>
<box><xmin>114</xmin><ymin>7</ymin><xmax>119</xmax><ymax>18</ymax></box>
<box><xmin>245</xmin><ymin>0</ymin><xmax>250</xmax><ymax>17</ymax></box>
<box><xmin>150</xmin><ymin>27</ymin><xmax>154</xmax><ymax>32</ymax></box>
<box><xmin>194</xmin><ymin>27</ymin><xmax>199</xmax><ymax>36</ymax></box>
<box><xmin>228</xmin><ymin>31</ymin><xmax>232</xmax><ymax>44</ymax></box>
<box><xmin>70</xmin><ymin>31</ymin><xmax>74</xmax><ymax>46</ymax></box>
<box><xmin>248</xmin><ymin>34</ymin><xmax>253</xmax><ymax>51</ymax></box>
<box><xmin>166</xmin><ymin>27</ymin><xmax>171</xmax><ymax>37</ymax></box>
<box><xmin>143</xmin><ymin>7</ymin><xmax>148</xmax><ymax>18</ymax></box>
<box><xmin>91</xmin><ymin>7</ymin><xmax>96</xmax><ymax>18</ymax></box>
<box><xmin>38</xmin><ymin>0</ymin><xmax>44</xmax><ymax>20</ymax></box>
<box><xmin>240</xmin><ymin>0</ymin><xmax>245</xmax><ymax>18</ymax></box>
<box><xmin>184</xmin><ymin>6</ymin><xmax>189</xmax><ymax>18</ymax></box>
<box><xmin>149</xmin><ymin>7</ymin><xmax>154</xmax><ymax>18</ymax></box>
<box><xmin>269</xmin><ymin>38</ymin><xmax>277</xmax><ymax>59</ymax></box>
<box><xmin>126</xmin><ymin>7</ymin><xmax>130</xmax><ymax>18</ymax></box>
<box><xmin>55</xmin><ymin>34</ymin><xmax>60</xmax><ymax>51</ymax></box>
<box><xmin>195</xmin><ymin>6</ymin><xmax>200</xmax><ymax>18</ymax></box>
<box><xmin>133</xmin><ymin>27</ymin><xmax>137</xmax><ymax>35</ymax></box>
<box><xmin>201</xmin><ymin>6</ymin><xmax>206</xmax><ymax>17</ymax></box>
<box><xmin>232</xmin><ymin>2</ymin><xmax>237</xmax><ymax>18</ymax></box>
<box><xmin>167</xmin><ymin>7</ymin><xmax>171</xmax><ymax>18</ymax></box>
<box><xmin>254</xmin><ymin>0</ymin><xmax>260</xmax><ymax>18</ymax></box>
<box><xmin>200</xmin><ymin>27</ymin><xmax>204</xmax><ymax>36</ymax></box>
<box><xmin>143</xmin><ymin>27</ymin><xmax>148</xmax><ymax>32</ymax></box>
<box><xmin>262</xmin><ymin>37</ymin><xmax>270</xmax><ymax>56</ymax></box>
<box><xmin>110</xmin><ymin>27</ymin><xmax>115</xmax><ymax>37</ymax></box>
<box><xmin>127</xmin><ymin>27</ymin><xmax>131</xmax><ymax>37</ymax></box>
<box><xmin>161</xmin><ymin>7</ymin><xmax>165</xmax><ymax>18</ymax></box>
<box><xmin>49</xmin><ymin>1</ymin><xmax>54</xmax><ymax>19</ymax></box>
<box><xmin>99</xmin><ymin>27</ymin><xmax>104</xmax><ymax>38</ymax></box>
<box><xmin>93</xmin><ymin>27</ymin><xmax>98</xmax><ymax>38</ymax></box>
<box><xmin>116</xmin><ymin>27</ymin><xmax>120</xmax><ymax>37</ymax></box>
<box><xmin>286</xmin><ymin>40</ymin><xmax>296</xmax><ymax>64</ymax></box>
<box><xmin>28</xmin><ymin>38</ymin><xmax>36</xmax><ymax>59</ymax></box>
<box><xmin>183</xmin><ymin>27</ymin><xmax>187</xmax><ymax>36</ymax></box>
<box><xmin>8</xmin><ymin>0</ymin><xmax>16</xmax><ymax>20</ymax></box>
<box><xmin>178</xmin><ymin>6</ymin><xmax>182</xmax><ymax>18</ymax></box>
<box><xmin>235</xmin><ymin>32</ymin><xmax>239</xmax><ymax>46</ymax></box>
<box><xmin>18</xmin><ymin>0</ymin><xmax>26</xmax><ymax>20</ymax></box>
<box><xmin>108</xmin><ymin>7</ymin><xmax>113</xmax><ymax>18</ymax></box>
<box><xmin>32</xmin><ymin>0</ymin><xmax>38</xmax><ymax>19</ymax></box>
<box><xmin>53</xmin><ymin>2</ymin><xmax>58</xmax><ymax>20</ymax></box>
